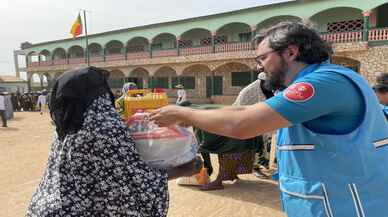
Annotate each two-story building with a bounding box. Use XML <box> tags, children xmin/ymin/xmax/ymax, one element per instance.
<box><xmin>16</xmin><ymin>0</ymin><xmax>388</xmax><ymax>103</ymax></box>
<box><xmin>0</xmin><ymin>75</ymin><xmax>28</xmax><ymax>93</ymax></box>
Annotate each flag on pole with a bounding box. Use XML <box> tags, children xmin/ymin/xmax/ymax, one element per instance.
<box><xmin>70</xmin><ymin>13</ymin><xmax>83</xmax><ymax>38</ymax></box>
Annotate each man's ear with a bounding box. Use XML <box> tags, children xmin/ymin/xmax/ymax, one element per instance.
<box><xmin>286</xmin><ymin>45</ymin><xmax>299</xmax><ymax>61</ymax></box>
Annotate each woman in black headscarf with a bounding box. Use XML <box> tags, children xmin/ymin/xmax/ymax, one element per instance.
<box><xmin>26</xmin><ymin>67</ymin><xmax>169</xmax><ymax>217</ymax></box>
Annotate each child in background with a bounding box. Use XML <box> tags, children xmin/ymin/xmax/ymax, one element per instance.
<box><xmin>373</xmin><ymin>84</ymin><xmax>388</xmax><ymax>120</ymax></box>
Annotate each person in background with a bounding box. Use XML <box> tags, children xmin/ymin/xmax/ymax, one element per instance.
<box><xmin>15</xmin><ymin>91</ymin><xmax>22</xmax><ymax>111</ymax></box>
<box><xmin>7</xmin><ymin>92</ymin><xmax>13</xmax><ymax>118</ymax></box>
<box><xmin>115</xmin><ymin>82</ymin><xmax>138</xmax><ymax>117</ymax></box>
<box><xmin>2</xmin><ymin>92</ymin><xmax>14</xmax><ymax>120</ymax></box>
<box><xmin>46</xmin><ymin>91</ymin><xmax>51</xmax><ymax>110</ymax></box>
<box><xmin>11</xmin><ymin>93</ymin><xmax>19</xmax><ymax>112</ymax></box>
<box><xmin>114</xmin><ymin>89</ymin><xmax>122</xmax><ymax>100</ymax></box>
<box><xmin>175</xmin><ymin>84</ymin><xmax>187</xmax><ymax>105</ymax></box>
<box><xmin>198</xmin><ymin>72</ymin><xmax>273</xmax><ymax>191</ymax></box>
<box><xmin>253</xmin><ymin>72</ymin><xmax>275</xmax><ymax>177</ymax></box>
<box><xmin>377</xmin><ymin>73</ymin><xmax>388</xmax><ymax>85</ymax></box>
<box><xmin>20</xmin><ymin>92</ymin><xmax>27</xmax><ymax>111</ymax></box>
<box><xmin>36</xmin><ymin>91</ymin><xmax>48</xmax><ymax>115</ymax></box>
<box><xmin>373</xmin><ymin>83</ymin><xmax>388</xmax><ymax>120</ymax></box>
<box><xmin>0</xmin><ymin>92</ymin><xmax>7</xmax><ymax>127</ymax></box>
<box><xmin>23</xmin><ymin>93</ymin><xmax>33</xmax><ymax>111</ymax></box>
<box><xmin>28</xmin><ymin>93</ymin><xmax>34</xmax><ymax>111</ymax></box>
<box><xmin>31</xmin><ymin>92</ymin><xmax>39</xmax><ymax>111</ymax></box>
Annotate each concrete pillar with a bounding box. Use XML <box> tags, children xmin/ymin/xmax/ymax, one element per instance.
<box><xmin>149</xmin><ymin>43</ymin><xmax>153</xmax><ymax>58</ymax></box>
<box><xmin>211</xmin><ymin>32</ymin><xmax>216</xmax><ymax>53</ymax></box>
<box><xmin>363</xmin><ymin>10</ymin><xmax>371</xmax><ymax>41</ymax></box>
<box><xmin>124</xmin><ymin>46</ymin><xmax>128</xmax><ymax>60</ymax></box>
<box><xmin>13</xmin><ymin>50</ymin><xmax>21</xmax><ymax>78</ymax></box>
<box><xmin>25</xmin><ymin>55</ymin><xmax>29</xmax><ymax>68</ymax></box>
<box><xmin>27</xmin><ymin>73</ymin><xmax>32</xmax><ymax>92</ymax></box>
<box><xmin>211</xmin><ymin>71</ymin><xmax>215</xmax><ymax>96</ymax></box>
<box><xmin>149</xmin><ymin>76</ymin><xmax>154</xmax><ymax>88</ymax></box>
<box><xmin>251</xmin><ymin>25</ymin><xmax>257</xmax><ymax>50</ymax></box>
<box><xmin>39</xmin><ymin>74</ymin><xmax>44</xmax><ymax>89</ymax></box>
<box><xmin>176</xmin><ymin>37</ymin><xmax>180</xmax><ymax>56</ymax></box>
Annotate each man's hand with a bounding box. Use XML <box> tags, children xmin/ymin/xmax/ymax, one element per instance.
<box><xmin>151</xmin><ymin>102</ymin><xmax>290</xmax><ymax>139</ymax></box>
<box><xmin>149</xmin><ymin>105</ymin><xmax>190</xmax><ymax>127</ymax></box>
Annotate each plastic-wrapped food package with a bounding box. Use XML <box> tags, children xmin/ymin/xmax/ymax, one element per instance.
<box><xmin>127</xmin><ymin>112</ymin><xmax>199</xmax><ymax>169</ymax></box>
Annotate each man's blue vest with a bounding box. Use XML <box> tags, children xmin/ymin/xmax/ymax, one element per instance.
<box><xmin>277</xmin><ymin>64</ymin><xmax>388</xmax><ymax>217</ymax></box>
<box><xmin>381</xmin><ymin>104</ymin><xmax>388</xmax><ymax>121</ymax></box>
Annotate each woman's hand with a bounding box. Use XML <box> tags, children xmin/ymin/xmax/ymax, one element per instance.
<box><xmin>149</xmin><ymin>105</ymin><xmax>189</xmax><ymax>127</ymax></box>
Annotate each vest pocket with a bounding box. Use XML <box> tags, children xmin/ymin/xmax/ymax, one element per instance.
<box><xmin>349</xmin><ymin>180</ymin><xmax>388</xmax><ymax>217</ymax></box>
<box><xmin>279</xmin><ymin>176</ymin><xmax>333</xmax><ymax>217</ymax></box>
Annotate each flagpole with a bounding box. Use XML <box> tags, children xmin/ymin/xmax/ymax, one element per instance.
<box><xmin>82</xmin><ymin>10</ymin><xmax>90</xmax><ymax>66</ymax></box>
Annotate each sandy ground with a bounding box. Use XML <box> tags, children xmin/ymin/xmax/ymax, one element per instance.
<box><xmin>0</xmin><ymin>112</ymin><xmax>286</xmax><ymax>217</ymax></box>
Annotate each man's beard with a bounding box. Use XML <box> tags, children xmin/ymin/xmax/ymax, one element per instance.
<box><xmin>263</xmin><ymin>58</ymin><xmax>288</xmax><ymax>91</ymax></box>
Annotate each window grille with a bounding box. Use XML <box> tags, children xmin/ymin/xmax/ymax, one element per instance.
<box><xmin>327</xmin><ymin>19</ymin><xmax>363</xmax><ymax>33</ymax></box>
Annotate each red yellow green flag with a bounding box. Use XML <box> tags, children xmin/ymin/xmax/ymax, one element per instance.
<box><xmin>70</xmin><ymin>13</ymin><xmax>83</xmax><ymax>38</ymax></box>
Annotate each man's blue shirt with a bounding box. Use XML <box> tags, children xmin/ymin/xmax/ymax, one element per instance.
<box><xmin>265</xmin><ymin>64</ymin><xmax>365</xmax><ymax>134</ymax></box>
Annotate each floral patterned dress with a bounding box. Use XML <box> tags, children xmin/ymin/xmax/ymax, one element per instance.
<box><xmin>26</xmin><ymin>94</ymin><xmax>169</xmax><ymax>217</ymax></box>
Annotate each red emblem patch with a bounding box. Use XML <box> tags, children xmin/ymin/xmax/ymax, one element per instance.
<box><xmin>283</xmin><ymin>82</ymin><xmax>315</xmax><ymax>102</ymax></box>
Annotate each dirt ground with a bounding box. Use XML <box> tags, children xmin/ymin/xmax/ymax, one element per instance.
<box><xmin>0</xmin><ymin>112</ymin><xmax>286</xmax><ymax>217</ymax></box>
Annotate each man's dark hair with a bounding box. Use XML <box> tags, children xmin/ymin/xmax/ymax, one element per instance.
<box><xmin>253</xmin><ymin>21</ymin><xmax>332</xmax><ymax>64</ymax></box>
<box><xmin>373</xmin><ymin>84</ymin><xmax>388</xmax><ymax>93</ymax></box>
<box><xmin>377</xmin><ymin>73</ymin><xmax>388</xmax><ymax>85</ymax></box>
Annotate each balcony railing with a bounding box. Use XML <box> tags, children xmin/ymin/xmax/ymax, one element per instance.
<box><xmin>28</xmin><ymin>41</ymin><xmax>253</xmax><ymax>67</ymax></box>
<box><xmin>320</xmin><ymin>31</ymin><xmax>362</xmax><ymax>43</ymax></box>
<box><xmin>105</xmin><ymin>53</ymin><xmax>125</xmax><ymax>61</ymax></box>
<box><xmin>152</xmin><ymin>49</ymin><xmax>178</xmax><ymax>58</ymax></box>
<box><xmin>369</xmin><ymin>28</ymin><xmax>388</xmax><ymax>41</ymax></box>
<box><xmin>127</xmin><ymin>51</ymin><xmax>150</xmax><ymax>60</ymax></box>
<box><xmin>180</xmin><ymin>46</ymin><xmax>212</xmax><ymax>56</ymax></box>
<box><xmin>215</xmin><ymin>42</ymin><xmax>251</xmax><ymax>53</ymax></box>
<box><xmin>69</xmin><ymin>57</ymin><xmax>85</xmax><ymax>64</ymax></box>
<box><xmin>40</xmin><ymin>60</ymin><xmax>52</xmax><ymax>66</ymax></box>
<box><xmin>53</xmin><ymin>59</ymin><xmax>67</xmax><ymax>65</ymax></box>
<box><xmin>29</xmin><ymin>62</ymin><xmax>40</xmax><ymax>67</ymax></box>
<box><xmin>27</xmin><ymin>28</ymin><xmax>388</xmax><ymax>68</ymax></box>
<box><xmin>90</xmin><ymin>56</ymin><xmax>104</xmax><ymax>63</ymax></box>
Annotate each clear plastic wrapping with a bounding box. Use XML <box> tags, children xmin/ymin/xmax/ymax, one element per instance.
<box><xmin>127</xmin><ymin>112</ymin><xmax>198</xmax><ymax>169</ymax></box>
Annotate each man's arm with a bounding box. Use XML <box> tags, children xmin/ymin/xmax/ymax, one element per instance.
<box><xmin>150</xmin><ymin>102</ymin><xmax>290</xmax><ymax>139</ymax></box>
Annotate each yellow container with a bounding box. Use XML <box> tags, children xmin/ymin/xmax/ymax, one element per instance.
<box><xmin>123</xmin><ymin>89</ymin><xmax>169</xmax><ymax>119</ymax></box>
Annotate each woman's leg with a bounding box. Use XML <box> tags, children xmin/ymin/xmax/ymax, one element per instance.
<box><xmin>167</xmin><ymin>156</ymin><xmax>203</xmax><ymax>180</ymax></box>
<box><xmin>199</xmin><ymin>154</ymin><xmax>225</xmax><ymax>191</ymax></box>
<box><xmin>200</xmin><ymin>151</ymin><xmax>213</xmax><ymax>176</ymax></box>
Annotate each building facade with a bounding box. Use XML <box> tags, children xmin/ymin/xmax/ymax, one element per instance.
<box><xmin>16</xmin><ymin>0</ymin><xmax>388</xmax><ymax>103</ymax></box>
<box><xmin>0</xmin><ymin>76</ymin><xmax>28</xmax><ymax>93</ymax></box>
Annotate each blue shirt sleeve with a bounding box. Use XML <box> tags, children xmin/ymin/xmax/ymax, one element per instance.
<box><xmin>265</xmin><ymin>71</ymin><xmax>364</xmax><ymax>134</ymax></box>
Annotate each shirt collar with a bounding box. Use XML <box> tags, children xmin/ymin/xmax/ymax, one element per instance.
<box><xmin>290</xmin><ymin>63</ymin><xmax>320</xmax><ymax>84</ymax></box>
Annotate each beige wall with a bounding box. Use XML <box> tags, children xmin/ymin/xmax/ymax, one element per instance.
<box><xmin>333</xmin><ymin>43</ymin><xmax>388</xmax><ymax>84</ymax></box>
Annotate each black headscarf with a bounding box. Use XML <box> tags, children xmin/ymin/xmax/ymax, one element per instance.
<box><xmin>49</xmin><ymin>66</ymin><xmax>115</xmax><ymax>141</ymax></box>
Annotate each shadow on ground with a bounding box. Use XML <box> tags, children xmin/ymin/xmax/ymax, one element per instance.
<box><xmin>0</xmin><ymin>127</ymin><xmax>19</xmax><ymax>131</ymax></box>
<box><xmin>183</xmin><ymin>178</ymin><xmax>282</xmax><ymax>211</ymax></box>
